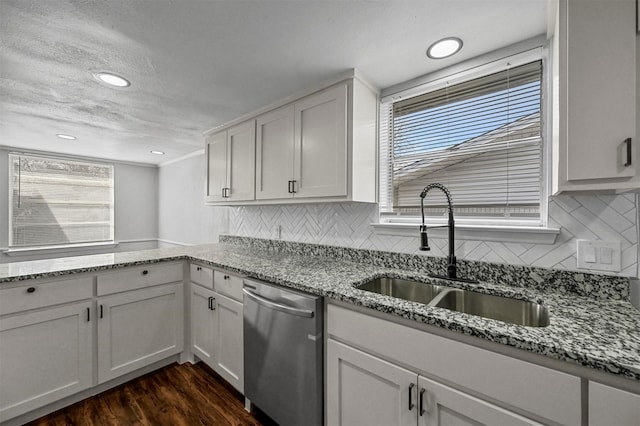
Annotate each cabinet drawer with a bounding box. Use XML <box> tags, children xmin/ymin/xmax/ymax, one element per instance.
<box><xmin>97</xmin><ymin>262</ymin><xmax>183</xmax><ymax>296</ymax></box>
<box><xmin>214</xmin><ymin>270</ymin><xmax>243</xmax><ymax>302</ymax></box>
<box><xmin>190</xmin><ymin>264</ymin><xmax>214</xmax><ymax>289</ymax></box>
<box><xmin>0</xmin><ymin>277</ymin><xmax>93</xmax><ymax>316</ymax></box>
<box><xmin>328</xmin><ymin>304</ymin><xmax>581</xmax><ymax>426</ymax></box>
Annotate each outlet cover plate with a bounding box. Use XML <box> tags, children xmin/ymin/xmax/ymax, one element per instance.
<box><xmin>576</xmin><ymin>240</ymin><xmax>622</xmax><ymax>272</ymax></box>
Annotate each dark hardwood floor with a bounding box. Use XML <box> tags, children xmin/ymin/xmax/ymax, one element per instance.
<box><xmin>27</xmin><ymin>362</ymin><xmax>274</xmax><ymax>426</ymax></box>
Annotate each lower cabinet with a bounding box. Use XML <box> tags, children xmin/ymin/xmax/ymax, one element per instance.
<box><xmin>327</xmin><ymin>339</ymin><xmax>415</xmax><ymax>426</ymax></box>
<box><xmin>0</xmin><ymin>301</ymin><xmax>93</xmax><ymax>422</ymax></box>
<box><xmin>327</xmin><ymin>339</ymin><xmax>541</xmax><ymax>426</ymax></box>
<box><xmin>588</xmin><ymin>382</ymin><xmax>640</xmax><ymax>426</ymax></box>
<box><xmin>327</xmin><ymin>304</ymin><xmax>582</xmax><ymax>426</ymax></box>
<box><xmin>97</xmin><ymin>283</ymin><xmax>184</xmax><ymax>384</ymax></box>
<box><xmin>190</xmin><ymin>282</ymin><xmax>244</xmax><ymax>393</ymax></box>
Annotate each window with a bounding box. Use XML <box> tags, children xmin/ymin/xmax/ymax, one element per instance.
<box><xmin>8</xmin><ymin>154</ymin><xmax>114</xmax><ymax>248</ymax></box>
<box><xmin>380</xmin><ymin>53</ymin><xmax>544</xmax><ymax>227</ymax></box>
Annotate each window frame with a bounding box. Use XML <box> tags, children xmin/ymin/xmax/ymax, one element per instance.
<box><xmin>7</xmin><ymin>152</ymin><xmax>115</xmax><ymax>250</ymax></box>
<box><xmin>377</xmin><ymin>47</ymin><xmax>551</xmax><ymax>234</ymax></box>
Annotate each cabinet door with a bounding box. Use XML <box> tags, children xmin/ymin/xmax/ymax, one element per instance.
<box><xmin>417</xmin><ymin>376</ymin><xmax>542</xmax><ymax>426</ymax></box>
<box><xmin>212</xmin><ymin>292</ymin><xmax>244</xmax><ymax>393</ymax></box>
<box><xmin>205</xmin><ymin>131</ymin><xmax>228</xmax><ymax>202</ymax></box>
<box><xmin>227</xmin><ymin>120</ymin><xmax>256</xmax><ymax>201</ymax></box>
<box><xmin>294</xmin><ymin>84</ymin><xmax>348</xmax><ymax>198</ymax></box>
<box><xmin>564</xmin><ymin>0</ymin><xmax>636</xmax><ymax>181</ymax></box>
<box><xmin>0</xmin><ymin>301</ymin><xmax>93</xmax><ymax>422</ymax></box>
<box><xmin>326</xmin><ymin>339</ymin><xmax>417</xmax><ymax>426</ymax></box>
<box><xmin>97</xmin><ymin>283</ymin><xmax>183</xmax><ymax>383</ymax></box>
<box><xmin>589</xmin><ymin>382</ymin><xmax>640</xmax><ymax>426</ymax></box>
<box><xmin>190</xmin><ymin>283</ymin><xmax>215</xmax><ymax>365</ymax></box>
<box><xmin>256</xmin><ymin>105</ymin><xmax>295</xmax><ymax>200</ymax></box>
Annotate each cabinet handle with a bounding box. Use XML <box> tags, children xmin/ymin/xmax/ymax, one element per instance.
<box><xmin>287</xmin><ymin>180</ymin><xmax>293</xmax><ymax>194</ymax></box>
<box><xmin>208</xmin><ymin>296</ymin><xmax>213</xmax><ymax>310</ymax></box>
<box><xmin>223</xmin><ymin>187</ymin><xmax>230</xmax><ymax>198</ymax></box>
<box><xmin>142</xmin><ymin>270</ymin><xmax>149</xmax><ymax>275</ymax></box>
<box><xmin>26</xmin><ymin>287</ymin><xmax>36</xmax><ymax>294</ymax></box>
<box><xmin>291</xmin><ymin>180</ymin><xmax>297</xmax><ymax>194</ymax></box>
<box><xmin>408</xmin><ymin>383</ymin><xmax>415</xmax><ymax>411</ymax></box>
<box><xmin>624</xmin><ymin>138</ymin><xmax>632</xmax><ymax>167</ymax></box>
<box><xmin>419</xmin><ymin>388</ymin><xmax>427</xmax><ymax>416</ymax></box>
<box><xmin>86</xmin><ymin>307</ymin><xmax>90</xmax><ymax>322</ymax></box>
<box><xmin>221</xmin><ymin>187</ymin><xmax>226</xmax><ymax>198</ymax></box>
<box><xmin>211</xmin><ymin>297</ymin><xmax>216</xmax><ymax>310</ymax></box>
<box><xmin>100</xmin><ymin>304</ymin><xmax>104</xmax><ymax>319</ymax></box>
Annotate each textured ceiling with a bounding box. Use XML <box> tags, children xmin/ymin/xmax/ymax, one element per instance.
<box><xmin>0</xmin><ymin>0</ymin><xmax>548</xmax><ymax>165</ymax></box>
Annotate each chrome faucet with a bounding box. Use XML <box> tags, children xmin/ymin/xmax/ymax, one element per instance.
<box><xmin>419</xmin><ymin>183</ymin><xmax>477</xmax><ymax>283</ymax></box>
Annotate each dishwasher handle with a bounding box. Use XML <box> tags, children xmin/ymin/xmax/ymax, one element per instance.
<box><xmin>243</xmin><ymin>288</ymin><xmax>315</xmax><ymax>318</ymax></box>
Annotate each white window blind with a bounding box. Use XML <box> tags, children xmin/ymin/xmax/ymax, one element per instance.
<box><xmin>9</xmin><ymin>154</ymin><xmax>114</xmax><ymax>248</ymax></box>
<box><xmin>380</xmin><ymin>60</ymin><xmax>543</xmax><ymax>223</ymax></box>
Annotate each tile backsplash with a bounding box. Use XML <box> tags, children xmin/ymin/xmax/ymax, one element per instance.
<box><xmin>228</xmin><ymin>193</ymin><xmax>638</xmax><ymax>277</ymax></box>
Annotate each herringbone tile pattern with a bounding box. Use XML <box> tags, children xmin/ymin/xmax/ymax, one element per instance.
<box><xmin>227</xmin><ymin>194</ymin><xmax>639</xmax><ymax>276</ymax></box>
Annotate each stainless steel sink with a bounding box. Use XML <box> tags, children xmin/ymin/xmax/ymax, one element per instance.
<box><xmin>357</xmin><ymin>276</ymin><xmax>550</xmax><ymax>327</ymax></box>
<box><xmin>356</xmin><ymin>277</ymin><xmax>446</xmax><ymax>305</ymax></box>
<box><xmin>432</xmin><ymin>289</ymin><xmax>550</xmax><ymax>327</ymax></box>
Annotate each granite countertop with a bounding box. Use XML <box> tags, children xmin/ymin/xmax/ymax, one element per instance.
<box><xmin>1</xmin><ymin>242</ymin><xmax>639</xmax><ymax>383</ymax></box>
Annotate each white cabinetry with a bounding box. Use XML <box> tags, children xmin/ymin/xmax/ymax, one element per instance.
<box><xmin>327</xmin><ymin>339</ymin><xmax>417</xmax><ymax>426</ymax></box>
<box><xmin>327</xmin><ymin>304</ymin><xmax>581</xmax><ymax>426</ymax></box>
<box><xmin>327</xmin><ymin>340</ymin><xmax>541</xmax><ymax>426</ymax></box>
<box><xmin>291</xmin><ymin>84</ymin><xmax>348</xmax><ymax>198</ymax></box>
<box><xmin>553</xmin><ymin>0</ymin><xmax>638</xmax><ymax>192</ymax></box>
<box><xmin>588</xmin><ymin>382</ymin><xmax>640</xmax><ymax>426</ymax></box>
<box><xmin>97</xmin><ymin>283</ymin><xmax>183</xmax><ymax>383</ymax></box>
<box><xmin>256</xmin><ymin>105</ymin><xmax>295</xmax><ymax>200</ymax></box>
<box><xmin>0</xmin><ymin>278</ymin><xmax>94</xmax><ymax>422</ymax></box>
<box><xmin>190</xmin><ymin>283</ymin><xmax>215</xmax><ymax>365</ymax></box>
<box><xmin>190</xmin><ymin>266</ymin><xmax>244</xmax><ymax>393</ymax></box>
<box><xmin>416</xmin><ymin>376</ymin><xmax>541</xmax><ymax>426</ymax></box>
<box><xmin>205</xmin><ymin>120</ymin><xmax>256</xmax><ymax>202</ymax></box>
<box><xmin>209</xmin><ymin>72</ymin><xmax>378</xmax><ymax>205</ymax></box>
<box><xmin>96</xmin><ymin>263</ymin><xmax>183</xmax><ymax>384</ymax></box>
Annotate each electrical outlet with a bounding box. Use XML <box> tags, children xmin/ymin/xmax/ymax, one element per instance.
<box><xmin>576</xmin><ymin>240</ymin><xmax>621</xmax><ymax>272</ymax></box>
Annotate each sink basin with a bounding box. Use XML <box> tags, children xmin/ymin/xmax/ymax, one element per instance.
<box><xmin>357</xmin><ymin>277</ymin><xmax>446</xmax><ymax>305</ymax></box>
<box><xmin>433</xmin><ymin>289</ymin><xmax>550</xmax><ymax>327</ymax></box>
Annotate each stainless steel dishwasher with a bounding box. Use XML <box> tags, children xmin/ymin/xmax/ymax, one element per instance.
<box><xmin>243</xmin><ymin>279</ymin><xmax>323</xmax><ymax>426</ymax></box>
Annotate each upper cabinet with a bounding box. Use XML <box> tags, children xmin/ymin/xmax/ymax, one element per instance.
<box><xmin>257</xmin><ymin>85</ymin><xmax>348</xmax><ymax>200</ymax></box>
<box><xmin>205</xmin><ymin>120</ymin><xmax>256</xmax><ymax>203</ymax></box>
<box><xmin>205</xmin><ymin>72</ymin><xmax>378</xmax><ymax>205</ymax></box>
<box><xmin>552</xmin><ymin>0</ymin><xmax>638</xmax><ymax>193</ymax></box>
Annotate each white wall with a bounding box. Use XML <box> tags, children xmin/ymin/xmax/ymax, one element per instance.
<box><xmin>157</xmin><ymin>152</ymin><xmax>228</xmax><ymax>247</ymax></box>
<box><xmin>0</xmin><ymin>148</ymin><xmax>159</xmax><ymax>262</ymax></box>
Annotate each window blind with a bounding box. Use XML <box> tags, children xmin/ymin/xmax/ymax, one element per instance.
<box><xmin>9</xmin><ymin>154</ymin><xmax>114</xmax><ymax>248</ymax></box>
<box><xmin>381</xmin><ymin>60</ymin><xmax>543</xmax><ymax>221</ymax></box>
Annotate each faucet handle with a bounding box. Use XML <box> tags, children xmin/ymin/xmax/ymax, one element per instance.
<box><xmin>419</xmin><ymin>225</ymin><xmax>430</xmax><ymax>251</ymax></box>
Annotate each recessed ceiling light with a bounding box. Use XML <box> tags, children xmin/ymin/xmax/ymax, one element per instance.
<box><xmin>56</xmin><ymin>134</ymin><xmax>77</xmax><ymax>140</ymax></box>
<box><xmin>426</xmin><ymin>37</ymin><xmax>463</xmax><ymax>59</ymax></box>
<box><xmin>150</xmin><ymin>150</ymin><xmax>165</xmax><ymax>155</ymax></box>
<box><xmin>94</xmin><ymin>72</ymin><xmax>131</xmax><ymax>87</ymax></box>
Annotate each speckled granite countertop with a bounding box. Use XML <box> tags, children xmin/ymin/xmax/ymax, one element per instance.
<box><xmin>1</xmin><ymin>239</ymin><xmax>639</xmax><ymax>383</ymax></box>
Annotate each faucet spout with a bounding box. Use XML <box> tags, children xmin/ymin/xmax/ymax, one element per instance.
<box><xmin>419</xmin><ymin>183</ymin><xmax>457</xmax><ymax>280</ymax></box>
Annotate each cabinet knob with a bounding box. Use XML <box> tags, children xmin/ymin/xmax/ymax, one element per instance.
<box><xmin>26</xmin><ymin>287</ymin><xmax>36</xmax><ymax>294</ymax></box>
<box><xmin>142</xmin><ymin>270</ymin><xmax>149</xmax><ymax>275</ymax></box>
<box><xmin>196</xmin><ymin>266</ymin><xmax>202</xmax><ymax>271</ymax></box>
<box><xmin>224</xmin><ymin>275</ymin><xmax>230</xmax><ymax>280</ymax></box>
